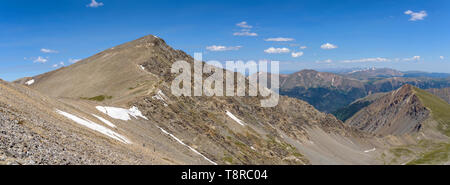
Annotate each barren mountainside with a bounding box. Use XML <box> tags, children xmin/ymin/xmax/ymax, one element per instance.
<box><xmin>346</xmin><ymin>84</ymin><xmax>430</xmax><ymax>136</ymax></box>
<box><xmin>7</xmin><ymin>35</ymin><xmax>449</xmax><ymax>165</ymax></box>
<box><xmin>9</xmin><ymin>35</ymin><xmax>388</xmax><ymax>164</ymax></box>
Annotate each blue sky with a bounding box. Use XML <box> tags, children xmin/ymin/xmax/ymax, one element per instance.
<box><xmin>1</xmin><ymin>0</ymin><xmax>449</xmax><ymax>81</ymax></box>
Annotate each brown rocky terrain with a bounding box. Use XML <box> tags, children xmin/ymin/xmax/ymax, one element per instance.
<box><xmin>8</xmin><ymin>35</ymin><xmax>449</xmax><ymax>165</ymax></box>
<box><xmin>8</xmin><ymin>35</ymin><xmax>388</xmax><ymax>165</ymax></box>
<box><xmin>344</xmin><ymin>84</ymin><xmax>450</xmax><ymax>164</ymax></box>
<box><xmin>346</xmin><ymin>84</ymin><xmax>429</xmax><ymax>136</ymax></box>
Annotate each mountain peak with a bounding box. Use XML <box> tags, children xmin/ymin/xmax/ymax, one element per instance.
<box><xmin>392</xmin><ymin>84</ymin><xmax>414</xmax><ymax>95</ymax></box>
<box><xmin>134</xmin><ymin>34</ymin><xmax>165</xmax><ymax>44</ymax></box>
<box><xmin>346</xmin><ymin>85</ymin><xmax>440</xmax><ymax>136</ymax></box>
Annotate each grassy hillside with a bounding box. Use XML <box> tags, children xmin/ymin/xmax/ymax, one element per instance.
<box><xmin>413</xmin><ymin>87</ymin><xmax>450</xmax><ymax>137</ymax></box>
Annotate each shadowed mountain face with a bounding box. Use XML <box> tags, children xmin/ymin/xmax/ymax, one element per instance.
<box><xmin>275</xmin><ymin>70</ymin><xmax>450</xmax><ymax>113</ymax></box>
<box><xmin>10</xmin><ymin>35</ymin><xmax>386</xmax><ymax>165</ymax></box>
<box><xmin>333</xmin><ymin>92</ymin><xmax>388</xmax><ymax>122</ymax></box>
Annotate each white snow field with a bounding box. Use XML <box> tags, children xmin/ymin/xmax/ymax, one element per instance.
<box><xmin>56</xmin><ymin>110</ymin><xmax>131</xmax><ymax>144</ymax></box>
<box><xmin>95</xmin><ymin>106</ymin><xmax>148</xmax><ymax>121</ymax></box>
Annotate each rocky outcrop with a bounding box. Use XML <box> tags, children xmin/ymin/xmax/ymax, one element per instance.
<box><xmin>345</xmin><ymin>84</ymin><xmax>430</xmax><ymax>136</ymax></box>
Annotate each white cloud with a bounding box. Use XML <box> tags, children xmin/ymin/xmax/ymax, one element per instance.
<box><xmin>403</xmin><ymin>56</ymin><xmax>421</xmax><ymax>61</ymax></box>
<box><xmin>404</xmin><ymin>10</ymin><xmax>427</xmax><ymax>21</ymax></box>
<box><xmin>300</xmin><ymin>46</ymin><xmax>307</xmax><ymax>49</ymax></box>
<box><xmin>264</xmin><ymin>37</ymin><xmax>294</xmax><ymax>42</ymax></box>
<box><xmin>341</xmin><ymin>57</ymin><xmax>391</xmax><ymax>63</ymax></box>
<box><xmin>233</xmin><ymin>31</ymin><xmax>258</xmax><ymax>36</ymax></box>
<box><xmin>53</xmin><ymin>61</ymin><xmax>65</xmax><ymax>68</ymax></box>
<box><xmin>87</xmin><ymin>0</ymin><xmax>104</xmax><ymax>8</ymax></box>
<box><xmin>234</xmin><ymin>21</ymin><xmax>257</xmax><ymax>36</ymax></box>
<box><xmin>440</xmin><ymin>56</ymin><xmax>444</xmax><ymax>60</ymax></box>
<box><xmin>41</xmin><ymin>48</ymin><xmax>58</xmax><ymax>53</ymax></box>
<box><xmin>236</xmin><ymin>21</ymin><xmax>252</xmax><ymax>29</ymax></box>
<box><xmin>291</xmin><ymin>52</ymin><xmax>304</xmax><ymax>58</ymax></box>
<box><xmin>33</xmin><ymin>56</ymin><xmax>48</xmax><ymax>63</ymax></box>
<box><xmin>69</xmin><ymin>58</ymin><xmax>81</xmax><ymax>63</ymax></box>
<box><xmin>206</xmin><ymin>45</ymin><xmax>242</xmax><ymax>51</ymax></box>
<box><xmin>316</xmin><ymin>59</ymin><xmax>333</xmax><ymax>64</ymax></box>
<box><xmin>321</xmin><ymin>43</ymin><xmax>338</xmax><ymax>50</ymax></box>
<box><xmin>264</xmin><ymin>47</ymin><xmax>290</xmax><ymax>54</ymax></box>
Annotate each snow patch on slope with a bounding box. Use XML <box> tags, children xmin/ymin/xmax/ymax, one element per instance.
<box><xmin>364</xmin><ymin>148</ymin><xmax>376</xmax><ymax>153</ymax></box>
<box><xmin>92</xmin><ymin>114</ymin><xmax>116</xmax><ymax>128</ymax></box>
<box><xmin>95</xmin><ymin>106</ymin><xmax>148</xmax><ymax>121</ymax></box>
<box><xmin>25</xmin><ymin>79</ymin><xmax>35</xmax><ymax>86</ymax></box>
<box><xmin>226</xmin><ymin>111</ymin><xmax>246</xmax><ymax>126</ymax></box>
<box><xmin>56</xmin><ymin>110</ymin><xmax>131</xmax><ymax>144</ymax></box>
<box><xmin>139</xmin><ymin>65</ymin><xmax>145</xmax><ymax>71</ymax></box>
<box><xmin>152</xmin><ymin>90</ymin><xmax>169</xmax><ymax>106</ymax></box>
<box><xmin>156</xmin><ymin>126</ymin><xmax>217</xmax><ymax>165</ymax></box>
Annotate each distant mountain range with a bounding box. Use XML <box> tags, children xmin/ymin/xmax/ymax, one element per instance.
<box><xmin>268</xmin><ymin>68</ymin><xmax>450</xmax><ymax>113</ymax></box>
<box><xmin>321</xmin><ymin>67</ymin><xmax>450</xmax><ymax>79</ymax></box>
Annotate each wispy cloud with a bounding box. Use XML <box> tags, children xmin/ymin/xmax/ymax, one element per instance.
<box><xmin>299</xmin><ymin>46</ymin><xmax>307</xmax><ymax>49</ymax></box>
<box><xmin>403</xmin><ymin>56</ymin><xmax>421</xmax><ymax>61</ymax></box>
<box><xmin>264</xmin><ymin>37</ymin><xmax>294</xmax><ymax>42</ymax></box>
<box><xmin>440</xmin><ymin>56</ymin><xmax>444</xmax><ymax>60</ymax></box>
<box><xmin>341</xmin><ymin>57</ymin><xmax>391</xmax><ymax>63</ymax></box>
<box><xmin>316</xmin><ymin>59</ymin><xmax>333</xmax><ymax>64</ymax></box>
<box><xmin>233</xmin><ymin>31</ymin><xmax>258</xmax><ymax>36</ymax></box>
<box><xmin>33</xmin><ymin>56</ymin><xmax>48</xmax><ymax>63</ymax></box>
<box><xmin>236</xmin><ymin>21</ymin><xmax>252</xmax><ymax>29</ymax></box>
<box><xmin>320</xmin><ymin>43</ymin><xmax>338</xmax><ymax>50</ymax></box>
<box><xmin>52</xmin><ymin>62</ymin><xmax>65</xmax><ymax>68</ymax></box>
<box><xmin>264</xmin><ymin>47</ymin><xmax>290</xmax><ymax>54</ymax></box>
<box><xmin>291</xmin><ymin>52</ymin><xmax>304</xmax><ymax>58</ymax></box>
<box><xmin>40</xmin><ymin>48</ymin><xmax>58</xmax><ymax>53</ymax></box>
<box><xmin>69</xmin><ymin>58</ymin><xmax>81</xmax><ymax>63</ymax></box>
<box><xmin>206</xmin><ymin>45</ymin><xmax>242</xmax><ymax>51</ymax></box>
<box><xmin>233</xmin><ymin>21</ymin><xmax>258</xmax><ymax>36</ymax></box>
<box><xmin>87</xmin><ymin>0</ymin><xmax>104</xmax><ymax>8</ymax></box>
<box><xmin>404</xmin><ymin>10</ymin><xmax>427</xmax><ymax>21</ymax></box>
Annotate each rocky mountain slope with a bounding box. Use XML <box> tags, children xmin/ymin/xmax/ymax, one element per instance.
<box><xmin>343</xmin><ymin>84</ymin><xmax>450</xmax><ymax>164</ymax></box>
<box><xmin>334</xmin><ymin>87</ymin><xmax>450</xmax><ymax>122</ymax></box>
<box><xmin>345</xmin><ymin>84</ymin><xmax>431</xmax><ymax>136</ymax></box>
<box><xmin>0</xmin><ymin>79</ymin><xmax>168</xmax><ymax>165</ymax></box>
<box><xmin>10</xmin><ymin>35</ymin><xmax>388</xmax><ymax>164</ymax></box>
